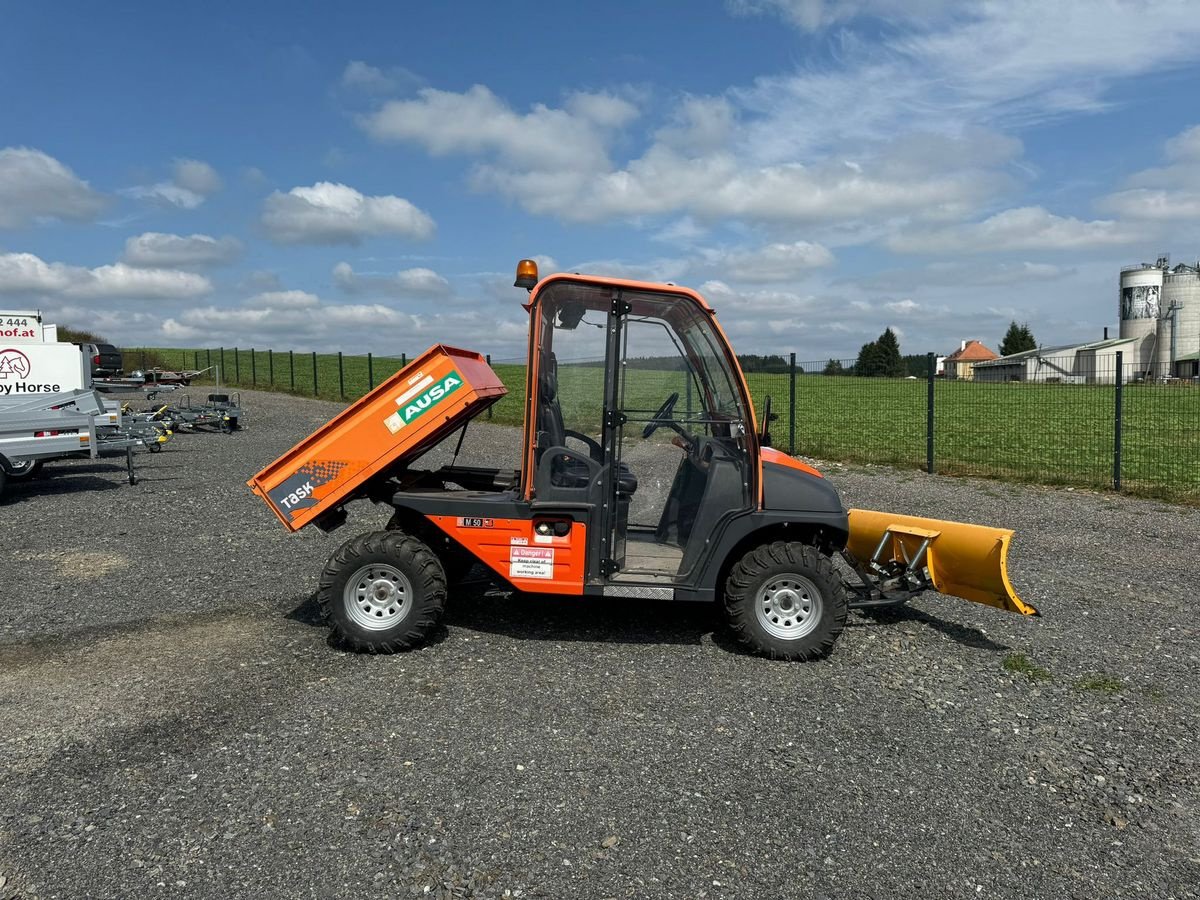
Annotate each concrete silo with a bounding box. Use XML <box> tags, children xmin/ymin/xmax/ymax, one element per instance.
<box><xmin>1118</xmin><ymin>260</ymin><xmax>1164</xmax><ymax>374</ymax></box>
<box><xmin>1156</xmin><ymin>262</ymin><xmax>1200</xmax><ymax>378</ymax></box>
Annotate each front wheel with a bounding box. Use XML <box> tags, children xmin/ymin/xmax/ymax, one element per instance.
<box><xmin>318</xmin><ymin>531</ymin><xmax>447</xmax><ymax>652</ymax></box>
<box><xmin>724</xmin><ymin>541</ymin><xmax>848</xmax><ymax>661</ymax></box>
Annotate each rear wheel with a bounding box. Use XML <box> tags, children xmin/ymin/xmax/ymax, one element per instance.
<box><xmin>724</xmin><ymin>541</ymin><xmax>847</xmax><ymax>660</ymax></box>
<box><xmin>318</xmin><ymin>530</ymin><xmax>447</xmax><ymax>652</ymax></box>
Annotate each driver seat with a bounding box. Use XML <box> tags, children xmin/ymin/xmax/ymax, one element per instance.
<box><xmin>537</xmin><ymin>353</ymin><xmax>637</xmax><ymax>496</ymax></box>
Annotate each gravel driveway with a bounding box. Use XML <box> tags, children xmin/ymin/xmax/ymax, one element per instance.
<box><xmin>1</xmin><ymin>388</ymin><xmax>1197</xmax><ymax>899</ymax></box>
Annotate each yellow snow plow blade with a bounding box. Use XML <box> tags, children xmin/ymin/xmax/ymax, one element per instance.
<box><xmin>846</xmin><ymin>509</ymin><xmax>1038</xmax><ymax>616</ymax></box>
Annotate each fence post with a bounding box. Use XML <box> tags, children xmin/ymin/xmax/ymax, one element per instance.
<box><xmin>219</xmin><ymin>348</ymin><xmax>225</xmax><ymax>381</ymax></box>
<box><xmin>251</xmin><ymin>348</ymin><xmax>256</xmax><ymax>386</ymax></box>
<box><xmin>206</xmin><ymin>348</ymin><xmax>211</xmax><ymax>373</ymax></box>
<box><xmin>268</xmin><ymin>349</ymin><xmax>273</xmax><ymax>386</ymax></box>
<box><xmin>368</xmin><ymin>352</ymin><xmax>374</xmax><ymax>390</ymax></box>
<box><xmin>1114</xmin><ymin>351</ymin><xmax>1124</xmax><ymax>491</ymax></box>
<box><xmin>788</xmin><ymin>352</ymin><xmax>797</xmax><ymax>455</ymax></box>
<box><xmin>140</xmin><ymin>348</ymin><xmax>146</xmax><ymax>369</ymax></box>
<box><xmin>926</xmin><ymin>352</ymin><xmax>936</xmax><ymax>474</ymax></box>
<box><xmin>401</xmin><ymin>352</ymin><xmax>407</xmax><ymax>368</ymax></box>
<box><xmin>289</xmin><ymin>350</ymin><xmax>295</xmax><ymax>391</ymax></box>
<box><xmin>312</xmin><ymin>352</ymin><xmax>318</xmax><ymax>397</ymax></box>
<box><xmin>486</xmin><ymin>354</ymin><xmax>492</xmax><ymax>419</ymax></box>
<box><xmin>338</xmin><ymin>351</ymin><xmax>345</xmax><ymax>400</ymax></box>
<box><xmin>234</xmin><ymin>347</ymin><xmax>240</xmax><ymax>385</ymax></box>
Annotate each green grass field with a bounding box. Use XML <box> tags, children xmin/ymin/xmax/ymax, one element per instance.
<box><xmin>132</xmin><ymin>347</ymin><xmax>1200</xmax><ymax>503</ymax></box>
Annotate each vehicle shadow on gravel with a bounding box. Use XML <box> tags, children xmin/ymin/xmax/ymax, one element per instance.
<box><xmin>1</xmin><ymin>472</ymin><xmax>123</xmax><ymax>502</ymax></box>
<box><xmin>286</xmin><ymin>587</ymin><xmax>1008</xmax><ymax>656</ymax></box>
<box><xmin>851</xmin><ymin>604</ymin><xmax>1010</xmax><ymax>652</ymax></box>
<box><xmin>285</xmin><ymin>587</ymin><xmax>741</xmax><ymax>653</ymax></box>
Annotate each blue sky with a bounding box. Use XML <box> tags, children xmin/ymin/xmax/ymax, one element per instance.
<box><xmin>3</xmin><ymin>0</ymin><xmax>1200</xmax><ymax>360</ymax></box>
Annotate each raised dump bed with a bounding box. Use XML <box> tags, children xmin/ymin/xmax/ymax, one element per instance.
<box><xmin>247</xmin><ymin>345</ymin><xmax>507</xmax><ymax>532</ymax></box>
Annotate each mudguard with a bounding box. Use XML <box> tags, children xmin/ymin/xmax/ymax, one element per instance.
<box><xmin>847</xmin><ymin>508</ymin><xmax>1038</xmax><ymax>616</ymax></box>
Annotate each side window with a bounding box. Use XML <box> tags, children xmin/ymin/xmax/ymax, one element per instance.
<box><xmin>533</xmin><ymin>287</ymin><xmax>610</xmax><ymax>467</ymax></box>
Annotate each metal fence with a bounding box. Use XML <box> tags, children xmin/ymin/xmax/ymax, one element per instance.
<box><xmin>125</xmin><ymin>346</ymin><xmax>1200</xmax><ymax>503</ymax></box>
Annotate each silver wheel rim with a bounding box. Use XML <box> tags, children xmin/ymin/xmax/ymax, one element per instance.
<box><xmin>343</xmin><ymin>563</ymin><xmax>412</xmax><ymax>631</ymax></box>
<box><xmin>756</xmin><ymin>574</ymin><xmax>823</xmax><ymax>640</ymax></box>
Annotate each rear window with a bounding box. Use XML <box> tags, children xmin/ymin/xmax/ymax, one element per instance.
<box><xmin>97</xmin><ymin>344</ymin><xmax>120</xmax><ymax>354</ymax></box>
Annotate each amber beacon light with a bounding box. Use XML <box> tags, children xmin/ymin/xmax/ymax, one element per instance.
<box><xmin>514</xmin><ymin>258</ymin><xmax>539</xmax><ymax>289</ymax></box>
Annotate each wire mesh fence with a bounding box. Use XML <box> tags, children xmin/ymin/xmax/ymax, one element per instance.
<box><xmin>123</xmin><ymin>345</ymin><xmax>1200</xmax><ymax>503</ymax></box>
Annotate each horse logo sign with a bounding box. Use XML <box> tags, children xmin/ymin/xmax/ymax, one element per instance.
<box><xmin>0</xmin><ymin>348</ymin><xmax>31</xmax><ymax>379</ymax></box>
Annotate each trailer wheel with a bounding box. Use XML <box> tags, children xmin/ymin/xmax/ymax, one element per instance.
<box><xmin>724</xmin><ymin>541</ymin><xmax>847</xmax><ymax>661</ymax></box>
<box><xmin>318</xmin><ymin>530</ymin><xmax>447</xmax><ymax>653</ymax></box>
<box><xmin>2</xmin><ymin>458</ymin><xmax>42</xmax><ymax>479</ymax></box>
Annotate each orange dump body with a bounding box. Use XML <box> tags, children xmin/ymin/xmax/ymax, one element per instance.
<box><xmin>247</xmin><ymin>344</ymin><xmax>506</xmax><ymax>532</ymax></box>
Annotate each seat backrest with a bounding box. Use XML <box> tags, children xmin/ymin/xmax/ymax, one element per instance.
<box><xmin>537</xmin><ymin>353</ymin><xmax>565</xmax><ymax>456</ymax></box>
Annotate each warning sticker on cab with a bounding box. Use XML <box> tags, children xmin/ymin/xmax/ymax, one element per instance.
<box><xmin>509</xmin><ymin>546</ymin><xmax>554</xmax><ymax>580</ymax></box>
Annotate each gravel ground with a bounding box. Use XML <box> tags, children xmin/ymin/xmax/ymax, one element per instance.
<box><xmin>1</xmin><ymin>388</ymin><xmax>1197</xmax><ymax>899</ymax></box>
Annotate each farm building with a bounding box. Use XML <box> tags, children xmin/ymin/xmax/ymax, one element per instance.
<box><xmin>943</xmin><ymin>340</ymin><xmax>998</xmax><ymax>380</ymax></box>
<box><xmin>975</xmin><ymin>255</ymin><xmax>1200</xmax><ymax>383</ymax></box>
<box><xmin>973</xmin><ymin>337</ymin><xmax>1140</xmax><ymax>383</ymax></box>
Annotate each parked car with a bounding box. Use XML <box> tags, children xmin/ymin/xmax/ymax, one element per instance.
<box><xmin>77</xmin><ymin>343</ymin><xmax>122</xmax><ymax>377</ymax></box>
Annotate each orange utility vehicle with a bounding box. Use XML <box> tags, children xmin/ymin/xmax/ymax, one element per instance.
<box><xmin>249</xmin><ymin>261</ymin><xmax>1037</xmax><ymax>659</ymax></box>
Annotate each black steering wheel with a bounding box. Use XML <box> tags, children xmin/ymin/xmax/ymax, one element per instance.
<box><xmin>642</xmin><ymin>391</ymin><xmax>680</xmax><ymax>439</ymax></box>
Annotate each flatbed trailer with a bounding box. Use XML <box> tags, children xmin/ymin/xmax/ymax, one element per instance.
<box><xmin>0</xmin><ymin>389</ymin><xmax>142</xmax><ymax>495</ymax></box>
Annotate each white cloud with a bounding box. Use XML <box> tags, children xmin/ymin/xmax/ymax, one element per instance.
<box><xmin>726</xmin><ymin>0</ymin><xmax>958</xmax><ymax>30</ymax></box>
<box><xmin>0</xmin><ymin>252</ymin><xmax>75</xmax><ymax>293</ymax></box>
<box><xmin>0</xmin><ymin>251</ymin><xmax>211</xmax><ymax>300</ymax></box>
<box><xmin>70</xmin><ymin>263</ymin><xmax>212</xmax><ymax>299</ymax></box>
<box><xmin>122</xmin><ymin>232</ymin><xmax>242</xmax><ymax>268</ymax></box>
<box><xmin>161</xmin><ymin>289</ymin><xmax>529</xmax><ymax>353</ymax></box>
<box><xmin>172</xmin><ymin>159</ymin><xmax>222</xmax><ymax>195</ymax></box>
<box><xmin>125</xmin><ymin>158</ymin><xmax>222</xmax><ymax>210</ymax></box>
<box><xmin>360</xmin><ymin>84</ymin><xmax>633</xmax><ymax>173</ymax></box>
<box><xmin>368</xmin><ymin>5</ymin><xmax>1200</xmax><ymax>240</ymax></box>
<box><xmin>887</xmin><ymin>206</ymin><xmax>1142</xmax><ymax>254</ymax></box>
<box><xmin>1099</xmin><ymin>123</ymin><xmax>1200</xmax><ymax>221</ymax></box>
<box><xmin>249</xmin><ymin>290</ymin><xmax>321</xmax><ymax>310</ymax></box>
<box><xmin>884</xmin><ymin>298</ymin><xmax>920</xmax><ymax>314</ymax></box>
<box><xmin>261</xmin><ymin>182</ymin><xmax>435</xmax><ymax>245</ymax></box>
<box><xmin>333</xmin><ymin>261</ymin><xmax>451</xmax><ymax>296</ymax></box>
<box><xmin>377</xmin><ymin>81</ymin><xmax>1018</xmax><ymax>228</ymax></box>
<box><xmin>848</xmin><ymin>260</ymin><xmax>1074</xmax><ymax>291</ymax></box>
<box><xmin>340</xmin><ymin>60</ymin><xmax>420</xmax><ymax>94</ymax></box>
<box><xmin>701</xmin><ymin>241</ymin><xmax>834</xmax><ymax>282</ymax></box>
<box><xmin>0</xmin><ymin>147</ymin><xmax>107</xmax><ymax>228</ymax></box>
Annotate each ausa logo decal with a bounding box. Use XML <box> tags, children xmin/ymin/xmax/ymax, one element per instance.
<box><xmin>385</xmin><ymin>370</ymin><xmax>463</xmax><ymax>433</ymax></box>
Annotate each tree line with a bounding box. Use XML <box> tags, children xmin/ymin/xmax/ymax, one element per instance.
<box><xmin>820</xmin><ymin>320</ymin><xmax>1039</xmax><ymax>378</ymax></box>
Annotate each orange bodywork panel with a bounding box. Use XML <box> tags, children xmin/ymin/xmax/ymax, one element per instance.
<box><xmin>427</xmin><ymin>515</ymin><xmax>586</xmax><ymax>594</ymax></box>
<box><xmin>760</xmin><ymin>446</ymin><xmax>823</xmax><ymax>479</ymax></box>
<box><xmin>247</xmin><ymin>345</ymin><xmax>506</xmax><ymax>531</ymax></box>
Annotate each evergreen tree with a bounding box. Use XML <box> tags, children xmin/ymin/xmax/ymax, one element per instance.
<box><xmin>903</xmin><ymin>353</ymin><xmax>929</xmax><ymax>377</ymax></box>
<box><xmin>876</xmin><ymin>327</ymin><xmax>904</xmax><ymax>377</ymax></box>
<box><xmin>1000</xmin><ymin>321</ymin><xmax>1037</xmax><ymax>356</ymax></box>
<box><xmin>854</xmin><ymin>341</ymin><xmax>885</xmax><ymax>377</ymax></box>
<box><xmin>822</xmin><ymin>358</ymin><xmax>846</xmax><ymax>376</ymax></box>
